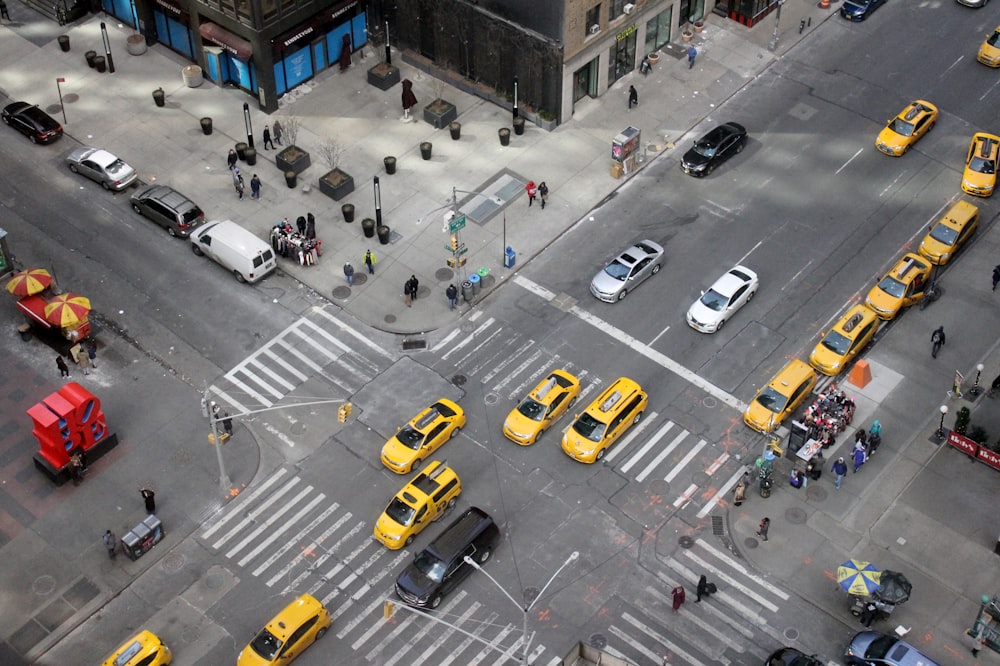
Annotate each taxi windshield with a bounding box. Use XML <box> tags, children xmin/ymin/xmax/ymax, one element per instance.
<box><xmin>395</xmin><ymin>425</ymin><xmax>424</xmax><ymax>450</ymax></box>
<box><xmin>754</xmin><ymin>387</ymin><xmax>788</xmax><ymax>414</ymax></box>
<box><xmin>887</xmin><ymin>118</ymin><xmax>914</xmax><ymax>137</ymax></box>
<box><xmin>876</xmin><ymin>275</ymin><xmax>906</xmax><ymax>298</ymax></box>
<box><xmin>970</xmin><ymin>156</ymin><xmax>995</xmax><ymax>175</ymax></box>
<box><xmin>820</xmin><ymin>330</ymin><xmax>852</xmax><ymax>355</ymax></box>
<box><xmin>516</xmin><ymin>398</ymin><xmax>546</xmax><ymax>421</ymax></box>
<box><xmin>928</xmin><ymin>224</ymin><xmax>958</xmax><ymax>246</ymax></box>
<box><xmin>249</xmin><ymin>629</ymin><xmax>283</xmax><ymax>660</ymax></box>
<box><xmin>571</xmin><ymin>413</ymin><xmax>607</xmax><ymax>442</ymax></box>
<box><xmin>385</xmin><ymin>498</ymin><xmax>416</xmax><ymax>526</ymax></box>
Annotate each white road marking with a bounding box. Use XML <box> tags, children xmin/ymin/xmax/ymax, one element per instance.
<box><xmin>836</xmin><ymin>147</ymin><xmax>864</xmax><ymax>174</ymax></box>
<box><xmin>441</xmin><ymin>317</ymin><xmax>496</xmax><ymax>360</ymax></box>
<box><xmin>620</xmin><ymin>422</ymin><xmax>675</xmax><ymax>474</ymax></box>
<box><xmin>697</xmin><ymin>462</ymin><xmax>744</xmax><ymax>518</ymax></box>
<box><xmin>201</xmin><ymin>468</ymin><xmax>289</xmax><ymax>539</ymax></box>
<box><xmin>664</xmin><ymin>438</ymin><xmax>707</xmax><ymax>483</ymax></box>
<box><xmin>312</xmin><ymin>305</ymin><xmax>393</xmax><ymax>357</ymax></box>
<box><xmin>602</xmin><ymin>411</ymin><xmax>658</xmax><ymax>462</ymax></box>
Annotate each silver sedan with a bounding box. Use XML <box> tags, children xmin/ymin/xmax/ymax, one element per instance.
<box><xmin>590</xmin><ymin>240</ymin><xmax>665</xmax><ymax>302</ymax></box>
<box><xmin>66</xmin><ymin>146</ymin><xmax>138</xmax><ymax>191</ymax></box>
<box><xmin>686</xmin><ymin>265</ymin><xmax>759</xmax><ymax>333</ymax></box>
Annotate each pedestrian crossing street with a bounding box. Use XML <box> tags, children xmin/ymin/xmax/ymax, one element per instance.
<box><xmin>210</xmin><ymin>305</ymin><xmax>395</xmax><ymax>415</ymax></box>
<box><xmin>198</xmin><ymin>466</ymin><xmax>565</xmax><ymax>666</ymax></box>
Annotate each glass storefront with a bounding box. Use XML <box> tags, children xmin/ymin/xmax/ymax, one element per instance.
<box><xmin>573</xmin><ymin>58</ymin><xmax>598</xmax><ymax>104</ymax></box>
<box><xmin>644</xmin><ymin>6</ymin><xmax>673</xmax><ymax>55</ymax></box>
<box><xmin>608</xmin><ymin>23</ymin><xmax>637</xmax><ymax>85</ymax></box>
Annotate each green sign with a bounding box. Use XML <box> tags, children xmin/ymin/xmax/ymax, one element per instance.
<box><xmin>448</xmin><ymin>214</ymin><xmax>467</xmax><ymax>233</ymax></box>
<box><xmin>444</xmin><ymin>244</ymin><xmax>468</xmax><ymax>256</ymax></box>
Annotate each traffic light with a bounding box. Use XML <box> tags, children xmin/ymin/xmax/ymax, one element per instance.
<box><xmin>449</xmin><ymin>234</ymin><xmax>459</xmax><ymax>251</ymax></box>
<box><xmin>338</xmin><ymin>402</ymin><xmax>353</xmax><ymax>423</ymax></box>
<box><xmin>383</xmin><ymin>600</ymin><xmax>395</xmax><ymax>619</ymax></box>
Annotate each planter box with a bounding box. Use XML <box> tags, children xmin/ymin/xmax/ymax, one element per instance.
<box><xmin>424</xmin><ymin>99</ymin><xmax>457</xmax><ymax>129</ymax></box>
<box><xmin>319</xmin><ymin>169</ymin><xmax>355</xmax><ymax>201</ymax></box>
<box><xmin>367</xmin><ymin>63</ymin><xmax>400</xmax><ymax>90</ymax></box>
<box><xmin>276</xmin><ymin>146</ymin><xmax>311</xmax><ymax>175</ymax></box>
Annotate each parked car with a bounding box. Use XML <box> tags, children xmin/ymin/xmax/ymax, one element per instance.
<box><xmin>503</xmin><ymin>369</ymin><xmax>581</xmax><ymax>445</ymax></box>
<box><xmin>130</xmin><ymin>184</ymin><xmax>205</xmax><ymax>237</ymax></box>
<box><xmin>680</xmin><ymin>122</ymin><xmax>747</xmax><ymax>176</ymax></box>
<box><xmin>590</xmin><ymin>240</ymin><xmax>664</xmax><ymax>302</ymax></box>
<box><xmin>66</xmin><ymin>146</ymin><xmax>138</xmax><ymax>191</ymax></box>
<box><xmin>918</xmin><ymin>200</ymin><xmax>979</xmax><ymax>265</ymax></box>
<box><xmin>190</xmin><ymin>220</ymin><xmax>277</xmax><ymax>284</ymax></box>
<box><xmin>875</xmin><ymin>100</ymin><xmax>937</xmax><ymax>156</ymax></box>
<box><xmin>744</xmin><ymin>360</ymin><xmax>817</xmax><ymax>433</ymax></box>
<box><xmin>2</xmin><ymin>101</ymin><xmax>63</xmax><ymax>144</ymax></box>
<box><xmin>959</xmin><ymin>0</ymin><xmax>990</xmax><ymax>8</ymax></box>
<box><xmin>765</xmin><ymin>647</ymin><xmax>823</xmax><ymax>666</ymax></box>
<box><xmin>238</xmin><ymin>594</ymin><xmax>331</xmax><ymax>666</ymax></box>
<box><xmin>840</xmin><ymin>0</ymin><xmax>887</xmax><ymax>21</ymax></box>
<box><xmin>381</xmin><ymin>399</ymin><xmax>466</xmax><ymax>474</ymax></box>
<box><xmin>100</xmin><ymin>630</ymin><xmax>172</xmax><ymax>666</ymax></box>
<box><xmin>962</xmin><ymin>132</ymin><xmax>1000</xmax><ymax>197</ymax></box>
<box><xmin>845</xmin><ymin>631</ymin><xmax>942</xmax><ymax>666</ymax></box>
<box><xmin>864</xmin><ymin>253</ymin><xmax>932</xmax><ymax>320</ymax></box>
<box><xmin>686</xmin><ymin>265</ymin><xmax>758</xmax><ymax>333</ymax></box>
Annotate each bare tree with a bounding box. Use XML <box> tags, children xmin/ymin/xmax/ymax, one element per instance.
<box><xmin>432</xmin><ymin>77</ymin><xmax>446</xmax><ymax>102</ymax></box>
<box><xmin>318</xmin><ymin>139</ymin><xmax>345</xmax><ymax>171</ymax></box>
<box><xmin>280</xmin><ymin>116</ymin><xmax>302</xmax><ymax>146</ymax></box>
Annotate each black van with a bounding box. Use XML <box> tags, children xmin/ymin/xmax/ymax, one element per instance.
<box><xmin>395</xmin><ymin>506</ymin><xmax>500</xmax><ymax>608</ymax></box>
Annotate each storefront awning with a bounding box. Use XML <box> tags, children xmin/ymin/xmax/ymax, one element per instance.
<box><xmin>199</xmin><ymin>22</ymin><xmax>252</xmax><ymax>61</ymax></box>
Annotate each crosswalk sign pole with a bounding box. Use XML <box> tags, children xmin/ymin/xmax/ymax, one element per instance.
<box><xmin>205</xmin><ymin>385</ymin><xmax>232</xmax><ymax>492</ymax></box>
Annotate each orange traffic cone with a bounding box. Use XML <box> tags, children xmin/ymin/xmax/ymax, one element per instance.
<box><xmin>848</xmin><ymin>360</ymin><xmax>872</xmax><ymax>389</ymax></box>
<box><xmin>819</xmin><ymin>0</ymin><xmax>831</xmax><ymax>8</ymax></box>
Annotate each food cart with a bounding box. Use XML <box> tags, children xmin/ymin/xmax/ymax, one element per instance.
<box><xmin>970</xmin><ymin>596</ymin><xmax>1000</xmax><ymax>655</ymax></box>
<box><xmin>6</xmin><ymin>269</ymin><xmax>93</xmax><ymax>350</ymax></box>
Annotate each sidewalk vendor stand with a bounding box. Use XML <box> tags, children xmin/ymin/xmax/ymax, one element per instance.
<box><xmin>970</xmin><ymin>596</ymin><xmax>1000</xmax><ymax>655</ymax></box>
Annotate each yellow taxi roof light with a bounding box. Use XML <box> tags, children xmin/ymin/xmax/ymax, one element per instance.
<box><xmin>600</xmin><ymin>391</ymin><xmax>622</xmax><ymax>412</ymax></box>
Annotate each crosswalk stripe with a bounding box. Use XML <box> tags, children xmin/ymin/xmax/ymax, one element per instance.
<box><xmin>210</xmin><ymin>476</ymin><xmax>302</xmax><ymax>548</ymax></box>
<box><xmin>207</xmin><ymin>385</ymin><xmax>251</xmax><ymax>416</ymax></box>
<box><xmin>697</xmin><ymin>464</ymin><xmax>746</xmax><ymax>518</ymax></box>
<box><xmin>376</xmin><ymin>593</ymin><xmax>470</xmax><ymax>664</ymax></box>
<box><xmin>273</xmin><ymin>337</ymin><xmax>326</xmax><ymax>373</ymax></box>
<box><xmin>225</xmin><ymin>485</ymin><xmax>315</xmax><ymax>559</ymax></box>
<box><xmin>246</xmin><ymin>356</ymin><xmax>297</xmax><ymax>393</ymax></box>
<box><xmin>483</xmin><ymin>345</ymin><xmax>541</xmax><ymax>388</ymax></box>
<box><xmin>297</xmin><ymin>317</ymin><xmax>353</xmax><ymax>355</ymax></box>
<box><xmin>269</xmin><ymin>508</ymin><xmax>351</xmax><ymax>585</ymax></box>
<box><xmin>622</xmin><ymin>611</ymin><xmax>719</xmax><ymax>666</ymax></box>
<box><xmin>673</xmin><ymin>483</ymin><xmax>699</xmax><ymax>508</ymax></box>
<box><xmin>654</xmin><ymin>570</ymin><xmax>758</xmax><ymax>640</ymax></box>
<box><xmin>647</xmin><ymin>585</ymin><xmax>751</xmax><ymax>649</ymax></box>
<box><xmin>410</xmin><ymin>600</ymin><xmax>482</xmax><ymax>665</ymax></box>
<box><xmin>694</xmin><ymin>539</ymin><xmax>790</xmax><ymax>600</ymax></box>
<box><xmin>464</xmin><ymin>335</ymin><xmax>523</xmax><ymax>379</ymax></box>
<box><xmin>664</xmin><ymin>438</ymin><xmax>707</xmax><ymax>483</ymax></box>
<box><xmin>502</xmin><ymin>356</ymin><xmax>558</xmax><ymax>400</ymax></box>
<box><xmin>201</xmin><ymin>468</ymin><xmax>289</xmax><ymax>539</ymax></box>
<box><xmin>224</xmin><ymin>372</ymin><xmax>277</xmax><ymax>408</ymax></box>
<box><xmin>609</xmin><ymin>621</ymin><xmax>683</xmax><ymax>666</ymax></box>
<box><xmin>441</xmin><ymin>317</ymin><xmax>496</xmax><ymax>360</ymax></box>
<box><xmin>602</xmin><ymin>411</ymin><xmax>658</xmax><ymax>463</ymax></box>
<box><xmin>469</xmin><ymin>624</ymin><xmax>516</xmax><ymax>665</ymax></box>
<box><xmin>485</xmin><ymin>627</ymin><xmax>525</xmax><ymax>666</ymax></box>
<box><xmin>336</xmin><ymin>594</ymin><xmax>385</xmax><ymax>639</ymax></box>
<box><xmin>431</xmin><ymin>328</ymin><xmax>462</xmax><ymax>352</ymax></box>
<box><xmin>628</xmin><ymin>424</ymin><xmax>681</xmax><ymax>479</ymax></box>
<box><xmin>261</xmin><ymin>345</ymin><xmax>309</xmax><ymax>382</ymax></box>
<box><xmin>676</xmin><ymin>550</ymin><xmax>780</xmax><ymax>613</ymax></box>
<box><xmin>311</xmin><ymin>305</ymin><xmax>394</xmax><ymax>358</ymax></box>
<box><xmin>238</xmin><ymin>492</ymin><xmax>327</xmax><ymax>567</ymax></box>
<box><xmin>438</xmin><ymin>611</ymin><xmax>500</xmax><ymax>666</ymax></box>
<box><xmin>451</xmin><ymin>326</ymin><xmax>506</xmax><ymax>367</ymax></box>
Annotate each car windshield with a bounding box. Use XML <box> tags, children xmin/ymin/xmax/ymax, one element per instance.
<box><xmin>106</xmin><ymin>159</ymin><xmax>129</xmax><ymax>176</ymax></box>
<box><xmin>862</xmin><ymin>634</ymin><xmax>897</xmax><ymax>659</ymax></box>
<box><xmin>699</xmin><ymin>289</ymin><xmax>728</xmax><ymax>312</ymax></box>
<box><xmin>692</xmin><ymin>137</ymin><xmax>719</xmax><ymax>158</ymax></box>
<box><xmin>385</xmin><ymin>498</ymin><xmax>416</xmax><ymax>526</ymax></box>
<box><xmin>754</xmin><ymin>387</ymin><xmax>788</xmax><ymax>414</ymax></box>
<box><xmin>413</xmin><ymin>552</ymin><xmax>447</xmax><ymax>582</ymax></box>
<box><xmin>249</xmin><ymin>629</ymin><xmax>282</xmax><ymax>660</ymax></box>
<box><xmin>820</xmin><ymin>330</ymin><xmax>852</xmax><ymax>355</ymax></box>
<box><xmin>888</xmin><ymin>119</ymin><xmax>914</xmax><ymax>137</ymax></box>
<box><xmin>395</xmin><ymin>425</ymin><xmax>425</xmax><ymax>450</ymax></box>
<box><xmin>572</xmin><ymin>413</ymin><xmax>607</xmax><ymax>442</ymax></box>
<box><xmin>970</xmin><ymin>156</ymin><xmax>995</xmax><ymax>175</ymax></box>
<box><xmin>516</xmin><ymin>397</ymin><xmax>546</xmax><ymax>421</ymax></box>
<box><xmin>876</xmin><ymin>275</ymin><xmax>906</xmax><ymax>298</ymax></box>
<box><xmin>989</xmin><ymin>31</ymin><xmax>1000</xmax><ymax>47</ymax></box>
<box><xmin>928</xmin><ymin>223</ymin><xmax>958</xmax><ymax>246</ymax></box>
<box><xmin>603</xmin><ymin>259</ymin><xmax>631</xmax><ymax>281</ymax></box>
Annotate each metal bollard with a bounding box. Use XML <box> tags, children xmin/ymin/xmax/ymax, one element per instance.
<box><xmin>799</xmin><ymin>19</ymin><xmax>806</xmax><ymax>33</ymax></box>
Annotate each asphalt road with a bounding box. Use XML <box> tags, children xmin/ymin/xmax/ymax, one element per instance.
<box><xmin>14</xmin><ymin>2</ymin><xmax>1000</xmax><ymax>665</ymax></box>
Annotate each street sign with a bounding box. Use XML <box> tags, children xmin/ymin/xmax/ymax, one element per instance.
<box><xmin>448</xmin><ymin>213</ymin><xmax>466</xmax><ymax>233</ymax></box>
<box><xmin>444</xmin><ymin>244</ymin><xmax>468</xmax><ymax>255</ymax></box>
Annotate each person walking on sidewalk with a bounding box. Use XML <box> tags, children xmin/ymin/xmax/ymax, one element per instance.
<box><xmin>56</xmin><ymin>355</ymin><xmax>70</xmax><ymax>378</ymax></box>
<box><xmin>343</xmin><ymin>261</ymin><xmax>354</xmax><ymax>286</ymax></box>
<box><xmin>306</xmin><ymin>212</ymin><xmax>316</xmax><ymax>240</ymax></box>
<box><xmin>262</xmin><ymin>126</ymin><xmax>273</xmax><ymax>150</ymax></box>
<box><xmin>446</xmin><ymin>283</ymin><xmax>458</xmax><ymax>310</ymax></box>
<box><xmin>0</xmin><ymin>1</ymin><xmax>11</xmax><ymax>21</ymax></box>
<box><xmin>87</xmin><ymin>340</ymin><xmax>98</xmax><ymax>368</ymax></box>
<box><xmin>832</xmin><ymin>457</ymin><xmax>848</xmax><ymax>489</ymax></box>
<box><xmin>140</xmin><ymin>487</ymin><xmax>156</xmax><ymax>514</ymax></box>
<box><xmin>687</xmin><ymin>45</ymin><xmax>697</xmax><ymax>69</ymax></box>
<box><xmin>852</xmin><ymin>444</ymin><xmax>867</xmax><ymax>473</ymax></box>
<box><xmin>628</xmin><ymin>85</ymin><xmax>638</xmax><ymax>110</ymax></box>
<box><xmin>364</xmin><ymin>249</ymin><xmax>376</xmax><ymax>274</ymax></box>
<box><xmin>103</xmin><ymin>530</ymin><xmax>117</xmax><ymax>559</ymax></box>
<box><xmin>538</xmin><ymin>181</ymin><xmax>549</xmax><ymax>209</ymax></box>
<box><xmin>671</xmin><ymin>585</ymin><xmax>685</xmax><ymax>613</ymax></box>
<box><xmin>222</xmin><ymin>412</ymin><xmax>233</xmax><ymax>437</ymax></box>
<box><xmin>407</xmin><ymin>275</ymin><xmax>419</xmax><ymax>300</ymax></box>
<box><xmin>272</xmin><ymin>120</ymin><xmax>283</xmax><ymax>146</ymax></box>
<box><xmin>235</xmin><ymin>173</ymin><xmax>245</xmax><ymax>200</ymax></box>
<box><xmin>525</xmin><ymin>180</ymin><xmax>538</xmax><ymax>206</ymax></box>
<box><xmin>733</xmin><ymin>474</ymin><xmax>748</xmax><ymax>506</ymax></box>
<box><xmin>931</xmin><ymin>325</ymin><xmax>945</xmax><ymax>358</ymax></box>
<box><xmin>993</xmin><ymin>264</ymin><xmax>1000</xmax><ymax>291</ymax></box>
<box><xmin>403</xmin><ymin>280</ymin><xmax>412</xmax><ymax>307</ymax></box>
<box><xmin>227</xmin><ymin>149</ymin><xmax>238</xmax><ymax>170</ymax></box>
<box><xmin>250</xmin><ymin>174</ymin><xmax>261</xmax><ymax>200</ymax></box>
<box><xmin>756</xmin><ymin>517</ymin><xmax>770</xmax><ymax>541</ymax></box>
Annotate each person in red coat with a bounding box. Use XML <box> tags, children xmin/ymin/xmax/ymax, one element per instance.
<box><xmin>401</xmin><ymin>79</ymin><xmax>418</xmax><ymax>120</ymax></box>
<box><xmin>525</xmin><ymin>180</ymin><xmax>538</xmax><ymax>206</ymax></box>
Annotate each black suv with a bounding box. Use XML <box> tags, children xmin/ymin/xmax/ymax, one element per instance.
<box><xmin>130</xmin><ymin>184</ymin><xmax>205</xmax><ymax>237</ymax></box>
<box><xmin>395</xmin><ymin>506</ymin><xmax>500</xmax><ymax>609</ymax></box>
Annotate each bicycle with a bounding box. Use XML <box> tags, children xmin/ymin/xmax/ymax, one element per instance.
<box><xmin>931</xmin><ymin>327</ymin><xmax>945</xmax><ymax>358</ymax></box>
<box><xmin>919</xmin><ymin>278</ymin><xmax>941</xmax><ymax>310</ymax></box>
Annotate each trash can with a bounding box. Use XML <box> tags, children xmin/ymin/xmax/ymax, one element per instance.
<box><xmin>85</xmin><ymin>50</ymin><xmax>97</xmax><ymax>68</ymax></box>
<box><xmin>200</xmin><ymin>117</ymin><xmax>213</xmax><ymax>135</ymax></box>
<box><xmin>503</xmin><ymin>245</ymin><xmax>517</xmax><ymax>269</ymax></box>
<box><xmin>513</xmin><ymin>117</ymin><xmax>525</xmax><ymax>135</ymax></box>
<box><xmin>420</xmin><ymin>142</ymin><xmax>432</xmax><ymax>160</ymax></box>
<box><xmin>361</xmin><ymin>218</ymin><xmax>376</xmax><ymax>238</ymax></box>
<box><xmin>244</xmin><ymin>146</ymin><xmax>257</xmax><ymax>166</ymax></box>
<box><xmin>461</xmin><ymin>280</ymin><xmax>474</xmax><ymax>303</ymax></box>
<box><xmin>93</xmin><ymin>56</ymin><xmax>106</xmax><ymax>73</ymax></box>
<box><xmin>152</xmin><ymin>88</ymin><xmax>165</xmax><ymax>107</ymax></box>
<box><xmin>377</xmin><ymin>224</ymin><xmax>391</xmax><ymax>245</ymax></box>
<box><xmin>469</xmin><ymin>272</ymin><xmax>481</xmax><ymax>294</ymax></box>
<box><xmin>235</xmin><ymin>142</ymin><xmax>248</xmax><ymax>161</ymax></box>
<box><xmin>58</xmin><ymin>35</ymin><xmax>70</xmax><ymax>52</ymax></box>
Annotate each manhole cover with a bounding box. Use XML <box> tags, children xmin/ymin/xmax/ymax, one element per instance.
<box><xmin>384</xmin><ymin>314</ymin><xmax>397</xmax><ymax>324</ymax></box>
<box><xmin>783</xmin><ymin>627</ymin><xmax>799</xmax><ymax>641</ymax></box>
<box><xmin>353</xmin><ymin>273</ymin><xmax>368</xmax><ymax>286</ymax></box>
<box><xmin>786</xmin><ymin>507</ymin><xmax>808</xmax><ymax>525</ymax></box>
<box><xmin>32</xmin><ymin>575</ymin><xmax>56</xmax><ymax>596</ymax></box>
<box><xmin>745</xmin><ymin>537</ymin><xmax>760</xmax><ymax>549</ymax></box>
<box><xmin>806</xmin><ymin>485</ymin><xmax>827</xmax><ymax>502</ymax></box>
<box><xmin>703</xmin><ymin>396</ymin><xmax>718</xmax><ymax>408</ymax></box>
<box><xmin>161</xmin><ymin>552</ymin><xmax>186</xmax><ymax>574</ymax></box>
<box><xmin>452</xmin><ymin>374</ymin><xmax>467</xmax><ymax>386</ymax></box>
<box><xmin>435</xmin><ymin>268</ymin><xmax>455</xmax><ymax>281</ymax></box>
<box><xmin>589</xmin><ymin>633</ymin><xmax>608</xmax><ymax>648</ymax></box>
<box><xmin>181</xmin><ymin>623</ymin><xmax>203</xmax><ymax>644</ymax></box>
<box><xmin>649</xmin><ymin>479</ymin><xmax>669</xmax><ymax>496</ymax></box>
<box><xmin>413</xmin><ymin>286</ymin><xmax>428</xmax><ymax>300</ymax></box>
<box><xmin>331</xmin><ymin>286</ymin><xmax>351</xmax><ymax>299</ymax></box>
<box><xmin>484</xmin><ymin>393</ymin><xmax>498</xmax><ymax>405</ymax></box>
<box><xmin>678</xmin><ymin>535</ymin><xmax>695</xmax><ymax>549</ymax></box>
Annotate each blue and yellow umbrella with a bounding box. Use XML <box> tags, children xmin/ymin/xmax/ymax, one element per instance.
<box><xmin>837</xmin><ymin>559</ymin><xmax>881</xmax><ymax>596</ymax></box>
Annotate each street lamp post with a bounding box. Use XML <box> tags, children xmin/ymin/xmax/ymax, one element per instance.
<box><xmin>513</xmin><ymin>76</ymin><xmax>519</xmax><ymax>121</ymax></box>
<box><xmin>768</xmin><ymin>0</ymin><xmax>785</xmax><ymax>53</ymax></box>
<box><xmin>374</xmin><ymin>176</ymin><xmax>382</xmax><ymax>227</ymax></box>
<box><xmin>464</xmin><ymin>550</ymin><xmax>579</xmax><ymax>664</ymax></box>
<box><xmin>971</xmin><ymin>363</ymin><xmax>985</xmax><ymax>396</ymax></box>
<box><xmin>936</xmin><ymin>405</ymin><xmax>949</xmax><ymax>440</ymax></box>
<box><xmin>243</xmin><ymin>102</ymin><xmax>254</xmax><ymax>149</ymax></box>
<box><xmin>100</xmin><ymin>22</ymin><xmax>116</xmax><ymax>74</ymax></box>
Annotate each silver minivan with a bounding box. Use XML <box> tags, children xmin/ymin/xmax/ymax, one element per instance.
<box><xmin>191</xmin><ymin>220</ymin><xmax>276</xmax><ymax>283</ymax></box>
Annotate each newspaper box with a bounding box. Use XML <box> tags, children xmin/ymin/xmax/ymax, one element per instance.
<box><xmin>121</xmin><ymin>514</ymin><xmax>164</xmax><ymax>561</ymax></box>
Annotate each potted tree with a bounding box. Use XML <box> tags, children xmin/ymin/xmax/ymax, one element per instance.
<box><xmin>367</xmin><ymin>35</ymin><xmax>400</xmax><ymax>90</ymax></box>
<box><xmin>275</xmin><ymin>117</ymin><xmax>311</xmax><ymax>175</ymax></box>
<box><xmin>317</xmin><ymin>139</ymin><xmax>354</xmax><ymax>201</ymax></box>
<box><xmin>423</xmin><ymin>79</ymin><xmax>458</xmax><ymax>129</ymax></box>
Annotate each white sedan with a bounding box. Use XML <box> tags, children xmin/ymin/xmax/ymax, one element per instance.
<box><xmin>66</xmin><ymin>146</ymin><xmax>137</xmax><ymax>191</ymax></box>
<box><xmin>686</xmin><ymin>265</ymin><xmax>759</xmax><ymax>333</ymax></box>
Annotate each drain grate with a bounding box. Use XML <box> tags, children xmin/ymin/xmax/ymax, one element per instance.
<box><xmin>402</xmin><ymin>338</ymin><xmax>426</xmax><ymax>350</ymax></box>
<box><xmin>712</xmin><ymin>515</ymin><xmax>725</xmax><ymax>536</ymax></box>
<box><xmin>452</xmin><ymin>374</ymin><xmax>467</xmax><ymax>386</ymax></box>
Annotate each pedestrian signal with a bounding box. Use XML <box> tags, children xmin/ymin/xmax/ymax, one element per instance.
<box><xmin>338</xmin><ymin>402</ymin><xmax>353</xmax><ymax>423</ymax></box>
<box><xmin>383</xmin><ymin>600</ymin><xmax>395</xmax><ymax>619</ymax></box>
<box><xmin>449</xmin><ymin>234</ymin><xmax>459</xmax><ymax>251</ymax></box>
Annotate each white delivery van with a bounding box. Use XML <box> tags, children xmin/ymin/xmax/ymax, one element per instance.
<box><xmin>190</xmin><ymin>220</ymin><xmax>276</xmax><ymax>284</ymax></box>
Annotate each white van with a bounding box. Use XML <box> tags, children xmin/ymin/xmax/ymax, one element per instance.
<box><xmin>190</xmin><ymin>220</ymin><xmax>276</xmax><ymax>283</ymax></box>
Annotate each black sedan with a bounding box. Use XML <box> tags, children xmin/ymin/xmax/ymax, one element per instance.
<box><xmin>765</xmin><ymin>647</ymin><xmax>823</xmax><ymax>666</ymax></box>
<box><xmin>680</xmin><ymin>122</ymin><xmax>747</xmax><ymax>177</ymax></box>
<box><xmin>840</xmin><ymin>0</ymin><xmax>887</xmax><ymax>21</ymax></box>
<box><xmin>2</xmin><ymin>101</ymin><xmax>63</xmax><ymax>144</ymax></box>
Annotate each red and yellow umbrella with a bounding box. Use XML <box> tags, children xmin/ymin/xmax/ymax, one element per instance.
<box><xmin>6</xmin><ymin>268</ymin><xmax>53</xmax><ymax>297</ymax></box>
<box><xmin>44</xmin><ymin>293</ymin><xmax>92</xmax><ymax>327</ymax></box>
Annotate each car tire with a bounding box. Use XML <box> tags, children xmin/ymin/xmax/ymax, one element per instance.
<box><xmin>717</xmin><ymin>318</ymin><xmax>725</xmax><ymax>331</ymax></box>
<box><xmin>736</xmin><ymin>141</ymin><xmax>744</xmax><ymax>153</ymax></box>
<box><xmin>316</xmin><ymin>627</ymin><xmax>328</xmax><ymax>640</ymax></box>
<box><xmin>101</xmin><ymin>181</ymin><xmax>110</xmax><ymax>191</ymax></box>
<box><xmin>131</xmin><ymin>203</ymin><xmax>142</xmax><ymax>215</ymax></box>
<box><xmin>632</xmin><ymin>411</ymin><xmax>644</xmax><ymax>425</ymax></box>
<box><xmin>450</xmin><ymin>426</ymin><xmax>461</xmax><ymax>439</ymax></box>
<box><xmin>747</xmin><ymin>290</ymin><xmax>755</xmax><ymax>302</ymax></box>
<box><xmin>234</xmin><ymin>270</ymin><xmax>247</xmax><ymax>283</ymax></box>
<box><xmin>68</xmin><ymin>164</ymin><xmax>78</xmax><ymax>173</ymax></box>
<box><xmin>1</xmin><ymin>116</ymin><xmax>8</xmax><ymax>125</ymax></box>
<box><xmin>652</xmin><ymin>264</ymin><xmax>661</xmax><ymax>275</ymax></box>
<box><xmin>477</xmin><ymin>548</ymin><xmax>492</xmax><ymax>564</ymax></box>
<box><xmin>430</xmin><ymin>594</ymin><xmax>443</xmax><ymax>609</ymax></box>
<box><xmin>405</xmin><ymin>534</ymin><xmax>414</xmax><ymax>546</ymax></box>
<box><xmin>191</xmin><ymin>244</ymin><xmax>204</xmax><ymax>256</ymax></box>
<box><xmin>410</xmin><ymin>458</ymin><xmax>422</xmax><ymax>472</ymax></box>
<box><xmin>617</xmin><ymin>289</ymin><xmax>628</xmax><ymax>301</ymax></box>
<box><xmin>167</xmin><ymin>227</ymin><xmax>178</xmax><ymax>238</ymax></box>
<box><xmin>596</xmin><ymin>447</ymin><xmax>606</xmax><ymax>461</ymax></box>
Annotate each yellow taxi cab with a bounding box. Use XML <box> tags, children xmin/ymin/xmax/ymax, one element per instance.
<box><xmin>808</xmin><ymin>305</ymin><xmax>880</xmax><ymax>376</ymax></box>
<box><xmin>101</xmin><ymin>630</ymin><xmax>172</xmax><ymax>666</ymax></box>
<box><xmin>918</xmin><ymin>200</ymin><xmax>979</xmax><ymax>265</ymax></box>
<box><xmin>381</xmin><ymin>399</ymin><xmax>466</xmax><ymax>474</ymax></box>
<box><xmin>503</xmin><ymin>369</ymin><xmax>581</xmax><ymax>445</ymax></box>
<box><xmin>238</xmin><ymin>594</ymin><xmax>331</xmax><ymax>666</ymax></box>
<box><xmin>374</xmin><ymin>460</ymin><xmax>461</xmax><ymax>549</ymax></box>
<box><xmin>562</xmin><ymin>377</ymin><xmax>647</xmax><ymax>463</ymax></box>
<box><xmin>977</xmin><ymin>25</ymin><xmax>1000</xmax><ymax>67</ymax></box>
<box><xmin>744</xmin><ymin>360</ymin><xmax>818</xmax><ymax>433</ymax></box>
<box><xmin>864</xmin><ymin>253</ymin><xmax>932</xmax><ymax>320</ymax></box>
<box><xmin>875</xmin><ymin>100</ymin><xmax>937</xmax><ymax>156</ymax></box>
<box><xmin>962</xmin><ymin>133</ymin><xmax>1000</xmax><ymax>197</ymax></box>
